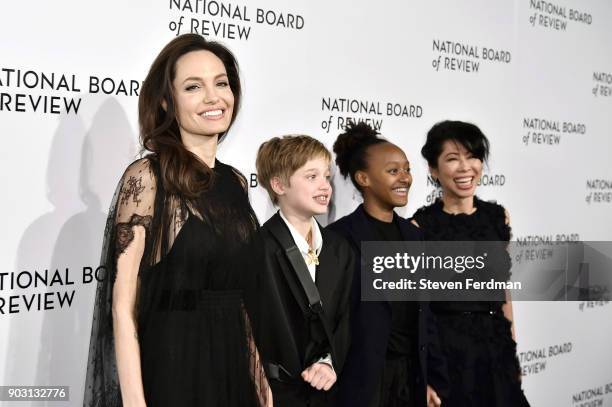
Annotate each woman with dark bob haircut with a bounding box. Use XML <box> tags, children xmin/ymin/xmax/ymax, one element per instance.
<box><xmin>84</xmin><ymin>34</ymin><xmax>271</xmax><ymax>407</ymax></box>
<box><xmin>412</xmin><ymin>120</ymin><xmax>530</xmax><ymax>406</ymax></box>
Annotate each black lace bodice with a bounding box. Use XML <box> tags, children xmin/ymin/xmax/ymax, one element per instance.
<box><xmin>412</xmin><ymin>197</ymin><xmax>511</xmax><ymax>310</ymax></box>
<box><xmin>412</xmin><ymin>197</ymin><xmax>511</xmax><ymax>242</ymax></box>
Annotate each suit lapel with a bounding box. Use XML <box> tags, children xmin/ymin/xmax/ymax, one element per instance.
<box><xmin>350</xmin><ymin>204</ymin><xmax>380</xmax><ymax>245</ymax></box>
<box><xmin>267</xmin><ymin>212</ymin><xmax>311</xmax><ymax>314</ymax></box>
<box><xmin>316</xmin><ymin>227</ymin><xmax>336</xmax><ymax>307</ymax></box>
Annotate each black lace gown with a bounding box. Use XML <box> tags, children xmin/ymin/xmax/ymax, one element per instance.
<box><xmin>412</xmin><ymin>197</ymin><xmax>529</xmax><ymax>407</ymax></box>
<box><xmin>84</xmin><ymin>156</ymin><xmax>268</xmax><ymax>406</ymax></box>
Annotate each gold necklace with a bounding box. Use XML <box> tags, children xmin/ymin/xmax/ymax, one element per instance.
<box><xmin>305</xmin><ymin>229</ymin><xmax>319</xmax><ymax>265</ymax></box>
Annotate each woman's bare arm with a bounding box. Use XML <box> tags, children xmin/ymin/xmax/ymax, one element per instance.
<box><xmin>112</xmin><ymin>225</ymin><xmax>147</xmax><ymax>407</ymax></box>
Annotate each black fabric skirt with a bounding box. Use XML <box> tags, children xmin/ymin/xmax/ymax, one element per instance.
<box><xmin>434</xmin><ymin>310</ymin><xmax>530</xmax><ymax>407</ymax></box>
<box><xmin>139</xmin><ymin>290</ymin><xmax>261</xmax><ymax>407</ymax></box>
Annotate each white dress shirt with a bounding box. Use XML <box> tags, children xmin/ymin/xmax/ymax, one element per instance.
<box><xmin>279</xmin><ymin>210</ymin><xmax>322</xmax><ymax>282</ymax></box>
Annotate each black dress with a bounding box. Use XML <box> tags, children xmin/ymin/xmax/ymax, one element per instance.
<box><xmin>84</xmin><ymin>156</ymin><xmax>268</xmax><ymax>406</ymax></box>
<box><xmin>412</xmin><ymin>197</ymin><xmax>529</xmax><ymax>407</ymax></box>
<box><xmin>364</xmin><ymin>212</ymin><xmax>419</xmax><ymax>407</ymax></box>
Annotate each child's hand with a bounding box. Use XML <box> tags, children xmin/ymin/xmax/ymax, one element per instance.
<box><xmin>301</xmin><ymin>362</ymin><xmax>336</xmax><ymax>391</ymax></box>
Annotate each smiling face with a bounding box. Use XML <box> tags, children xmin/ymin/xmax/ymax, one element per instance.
<box><xmin>358</xmin><ymin>142</ymin><xmax>412</xmax><ymax>209</ymax></box>
<box><xmin>274</xmin><ymin>156</ymin><xmax>332</xmax><ymax>217</ymax></box>
<box><xmin>431</xmin><ymin>140</ymin><xmax>483</xmax><ymax>200</ymax></box>
<box><xmin>172</xmin><ymin>50</ymin><xmax>234</xmax><ymax>141</ymax></box>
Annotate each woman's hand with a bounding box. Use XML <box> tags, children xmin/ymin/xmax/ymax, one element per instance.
<box><xmin>266</xmin><ymin>386</ymin><xmax>273</xmax><ymax>407</ymax></box>
<box><xmin>427</xmin><ymin>384</ymin><xmax>442</xmax><ymax>407</ymax></box>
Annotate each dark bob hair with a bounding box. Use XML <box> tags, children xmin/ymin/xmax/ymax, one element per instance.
<box><xmin>421</xmin><ymin>120</ymin><xmax>490</xmax><ymax>168</ymax></box>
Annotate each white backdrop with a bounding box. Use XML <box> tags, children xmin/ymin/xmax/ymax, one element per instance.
<box><xmin>1</xmin><ymin>1</ymin><xmax>611</xmax><ymax>406</ymax></box>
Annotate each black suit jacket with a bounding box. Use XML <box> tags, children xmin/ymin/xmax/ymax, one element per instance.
<box><xmin>327</xmin><ymin>205</ymin><xmax>449</xmax><ymax>407</ymax></box>
<box><xmin>253</xmin><ymin>212</ymin><xmax>354</xmax><ymax>383</ymax></box>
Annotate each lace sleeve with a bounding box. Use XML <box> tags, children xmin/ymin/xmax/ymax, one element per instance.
<box><xmin>114</xmin><ymin>159</ymin><xmax>156</xmax><ymax>256</ymax></box>
<box><xmin>84</xmin><ymin>158</ymin><xmax>157</xmax><ymax>407</ymax></box>
<box><xmin>242</xmin><ymin>304</ymin><xmax>272</xmax><ymax>407</ymax></box>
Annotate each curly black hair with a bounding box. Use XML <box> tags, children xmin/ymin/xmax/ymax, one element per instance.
<box><xmin>333</xmin><ymin>121</ymin><xmax>387</xmax><ymax>192</ymax></box>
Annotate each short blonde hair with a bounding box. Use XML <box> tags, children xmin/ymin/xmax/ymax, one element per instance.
<box><xmin>256</xmin><ymin>135</ymin><xmax>332</xmax><ymax>204</ymax></box>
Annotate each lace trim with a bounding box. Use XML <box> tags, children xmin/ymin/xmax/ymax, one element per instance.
<box><xmin>115</xmin><ymin>214</ymin><xmax>153</xmax><ymax>257</ymax></box>
<box><xmin>242</xmin><ymin>304</ymin><xmax>271</xmax><ymax>407</ymax></box>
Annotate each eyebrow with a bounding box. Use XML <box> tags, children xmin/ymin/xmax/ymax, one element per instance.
<box><xmin>385</xmin><ymin>161</ymin><xmax>410</xmax><ymax>165</ymax></box>
<box><xmin>181</xmin><ymin>73</ymin><xmax>228</xmax><ymax>84</ymax></box>
<box><xmin>304</xmin><ymin>167</ymin><xmax>332</xmax><ymax>174</ymax></box>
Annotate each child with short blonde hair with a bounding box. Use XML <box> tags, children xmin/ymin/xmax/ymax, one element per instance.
<box><xmin>253</xmin><ymin>135</ymin><xmax>353</xmax><ymax>407</ymax></box>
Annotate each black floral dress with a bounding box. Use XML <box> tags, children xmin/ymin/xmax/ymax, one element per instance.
<box><xmin>412</xmin><ymin>197</ymin><xmax>530</xmax><ymax>407</ymax></box>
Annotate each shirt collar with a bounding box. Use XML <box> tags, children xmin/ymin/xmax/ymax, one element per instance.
<box><xmin>278</xmin><ymin>210</ymin><xmax>323</xmax><ymax>255</ymax></box>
